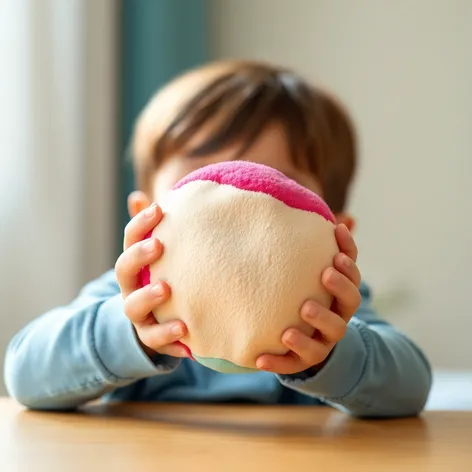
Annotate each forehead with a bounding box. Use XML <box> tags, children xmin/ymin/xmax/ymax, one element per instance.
<box><xmin>152</xmin><ymin>124</ymin><xmax>322</xmax><ymax>202</ymax></box>
<box><xmin>200</xmin><ymin>123</ymin><xmax>293</xmax><ymax>168</ymax></box>
<box><xmin>238</xmin><ymin>126</ymin><xmax>321</xmax><ymax>192</ymax></box>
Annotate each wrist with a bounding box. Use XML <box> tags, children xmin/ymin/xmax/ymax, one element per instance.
<box><xmin>93</xmin><ymin>295</ymin><xmax>165</xmax><ymax>379</ymax></box>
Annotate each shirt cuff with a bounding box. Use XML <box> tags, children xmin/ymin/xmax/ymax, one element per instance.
<box><xmin>93</xmin><ymin>295</ymin><xmax>180</xmax><ymax>380</ymax></box>
<box><xmin>278</xmin><ymin>318</ymin><xmax>369</xmax><ymax>399</ymax></box>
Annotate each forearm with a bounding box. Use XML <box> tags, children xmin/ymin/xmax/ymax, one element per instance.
<box><xmin>279</xmin><ymin>319</ymin><xmax>432</xmax><ymax>418</ymax></box>
<box><xmin>4</xmin><ymin>294</ymin><xmax>179</xmax><ymax>410</ymax></box>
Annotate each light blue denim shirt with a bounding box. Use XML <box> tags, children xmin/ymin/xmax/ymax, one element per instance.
<box><xmin>4</xmin><ymin>270</ymin><xmax>432</xmax><ymax>417</ymax></box>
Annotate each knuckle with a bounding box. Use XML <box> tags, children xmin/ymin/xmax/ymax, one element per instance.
<box><xmin>355</xmin><ymin>263</ymin><xmax>361</xmax><ymax>276</ymax></box>
<box><xmin>348</xmin><ymin>260</ymin><xmax>358</xmax><ymax>275</ymax></box>
<box><xmin>114</xmin><ymin>253</ymin><xmax>126</xmax><ymax>277</ymax></box>
<box><xmin>335</xmin><ymin>322</ymin><xmax>347</xmax><ymax>340</ymax></box>
<box><xmin>350</xmin><ymin>245</ymin><xmax>359</xmax><ymax>261</ymax></box>
<box><xmin>344</xmin><ymin>292</ymin><xmax>361</xmax><ymax>316</ymax></box>
<box><xmin>138</xmin><ymin>332</ymin><xmax>153</xmax><ymax>350</ymax></box>
<box><xmin>353</xmin><ymin>270</ymin><xmax>362</xmax><ymax>288</ymax></box>
<box><xmin>123</xmin><ymin>221</ymin><xmax>133</xmax><ymax>241</ymax></box>
<box><xmin>352</xmin><ymin>290</ymin><xmax>362</xmax><ymax>308</ymax></box>
<box><xmin>123</xmin><ymin>296</ymin><xmax>134</xmax><ymax>318</ymax></box>
<box><xmin>123</xmin><ymin>292</ymin><xmax>142</xmax><ymax>317</ymax></box>
<box><xmin>351</xmin><ymin>239</ymin><xmax>358</xmax><ymax>253</ymax></box>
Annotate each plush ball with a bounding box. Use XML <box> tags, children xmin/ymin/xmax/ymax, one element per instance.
<box><xmin>139</xmin><ymin>161</ymin><xmax>338</xmax><ymax>373</ymax></box>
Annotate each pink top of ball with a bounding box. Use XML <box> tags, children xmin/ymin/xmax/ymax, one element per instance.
<box><xmin>174</xmin><ymin>161</ymin><xmax>335</xmax><ymax>223</ymax></box>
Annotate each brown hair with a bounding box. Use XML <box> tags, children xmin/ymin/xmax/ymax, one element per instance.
<box><xmin>132</xmin><ymin>60</ymin><xmax>357</xmax><ymax>212</ymax></box>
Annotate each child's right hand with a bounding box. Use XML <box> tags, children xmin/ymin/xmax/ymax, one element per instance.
<box><xmin>115</xmin><ymin>203</ymin><xmax>188</xmax><ymax>359</ymax></box>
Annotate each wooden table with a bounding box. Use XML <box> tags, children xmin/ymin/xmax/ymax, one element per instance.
<box><xmin>1</xmin><ymin>397</ymin><xmax>471</xmax><ymax>472</ymax></box>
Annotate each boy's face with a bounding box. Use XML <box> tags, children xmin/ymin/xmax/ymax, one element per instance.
<box><xmin>128</xmin><ymin>123</ymin><xmax>354</xmax><ymax>230</ymax></box>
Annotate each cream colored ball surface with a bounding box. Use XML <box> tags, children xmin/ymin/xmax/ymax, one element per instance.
<box><xmin>139</xmin><ymin>161</ymin><xmax>338</xmax><ymax>373</ymax></box>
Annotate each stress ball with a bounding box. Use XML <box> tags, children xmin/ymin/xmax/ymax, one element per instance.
<box><xmin>139</xmin><ymin>161</ymin><xmax>338</xmax><ymax>373</ymax></box>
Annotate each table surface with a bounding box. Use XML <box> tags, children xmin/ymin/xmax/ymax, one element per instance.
<box><xmin>1</xmin><ymin>395</ymin><xmax>472</xmax><ymax>472</ymax></box>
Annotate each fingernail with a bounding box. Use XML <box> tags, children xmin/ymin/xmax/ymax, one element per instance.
<box><xmin>144</xmin><ymin>203</ymin><xmax>157</xmax><ymax>218</ymax></box>
<box><xmin>257</xmin><ymin>360</ymin><xmax>270</xmax><ymax>370</ymax></box>
<box><xmin>284</xmin><ymin>330</ymin><xmax>298</xmax><ymax>346</ymax></box>
<box><xmin>171</xmin><ymin>323</ymin><xmax>184</xmax><ymax>336</ymax></box>
<box><xmin>329</xmin><ymin>269</ymin><xmax>340</xmax><ymax>283</ymax></box>
<box><xmin>304</xmin><ymin>302</ymin><xmax>318</xmax><ymax>319</ymax></box>
<box><xmin>150</xmin><ymin>283</ymin><xmax>164</xmax><ymax>297</ymax></box>
<box><xmin>142</xmin><ymin>239</ymin><xmax>156</xmax><ymax>253</ymax></box>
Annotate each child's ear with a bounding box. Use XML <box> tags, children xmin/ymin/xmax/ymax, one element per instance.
<box><xmin>127</xmin><ymin>191</ymin><xmax>152</xmax><ymax>218</ymax></box>
<box><xmin>335</xmin><ymin>212</ymin><xmax>356</xmax><ymax>233</ymax></box>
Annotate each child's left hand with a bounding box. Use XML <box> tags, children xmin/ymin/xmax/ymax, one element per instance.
<box><xmin>256</xmin><ymin>224</ymin><xmax>361</xmax><ymax>375</ymax></box>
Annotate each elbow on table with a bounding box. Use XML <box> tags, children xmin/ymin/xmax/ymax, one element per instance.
<box><xmin>402</xmin><ymin>352</ymin><xmax>434</xmax><ymax>417</ymax></box>
<box><xmin>3</xmin><ymin>337</ymin><xmax>56</xmax><ymax>410</ymax></box>
<box><xmin>362</xmin><ymin>363</ymin><xmax>433</xmax><ymax>419</ymax></box>
<box><xmin>407</xmin><ymin>362</ymin><xmax>434</xmax><ymax>416</ymax></box>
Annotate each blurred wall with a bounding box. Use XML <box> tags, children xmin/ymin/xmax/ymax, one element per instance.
<box><xmin>210</xmin><ymin>0</ymin><xmax>472</xmax><ymax>368</ymax></box>
<box><xmin>0</xmin><ymin>0</ymin><xmax>117</xmax><ymax>394</ymax></box>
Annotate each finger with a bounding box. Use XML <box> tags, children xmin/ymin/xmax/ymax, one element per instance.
<box><xmin>124</xmin><ymin>281</ymin><xmax>170</xmax><ymax>324</ymax></box>
<box><xmin>115</xmin><ymin>238</ymin><xmax>163</xmax><ymax>298</ymax></box>
<box><xmin>322</xmin><ymin>267</ymin><xmax>361</xmax><ymax>321</ymax></box>
<box><xmin>282</xmin><ymin>329</ymin><xmax>332</xmax><ymax>365</ymax></box>
<box><xmin>335</xmin><ymin>224</ymin><xmax>358</xmax><ymax>262</ymax></box>
<box><xmin>156</xmin><ymin>343</ymin><xmax>190</xmax><ymax>358</ymax></box>
<box><xmin>256</xmin><ymin>351</ymin><xmax>307</xmax><ymax>375</ymax></box>
<box><xmin>137</xmin><ymin>320</ymin><xmax>187</xmax><ymax>353</ymax></box>
<box><xmin>123</xmin><ymin>202</ymin><xmax>163</xmax><ymax>251</ymax></box>
<box><xmin>301</xmin><ymin>302</ymin><xmax>347</xmax><ymax>343</ymax></box>
<box><xmin>334</xmin><ymin>253</ymin><xmax>361</xmax><ymax>288</ymax></box>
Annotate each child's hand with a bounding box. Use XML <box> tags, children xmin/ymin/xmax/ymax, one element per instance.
<box><xmin>256</xmin><ymin>224</ymin><xmax>361</xmax><ymax>375</ymax></box>
<box><xmin>115</xmin><ymin>203</ymin><xmax>188</xmax><ymax>358</ymax></box>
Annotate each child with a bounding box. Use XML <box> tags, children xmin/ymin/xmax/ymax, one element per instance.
<box><xmin>4</xmin><ymin>60</ymin><xmax>432</xmax><ymax>417</ymax></box>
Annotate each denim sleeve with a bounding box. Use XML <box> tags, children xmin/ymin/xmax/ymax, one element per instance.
<box><xmin>278</xmin><ymin>282</ymin><xmax>432</xmax><ymax>418</ymax></box>
<box><xmin>4</xmin><ymin>270</ymin><xmax>179</xmax><ymax>410</ymax></box>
